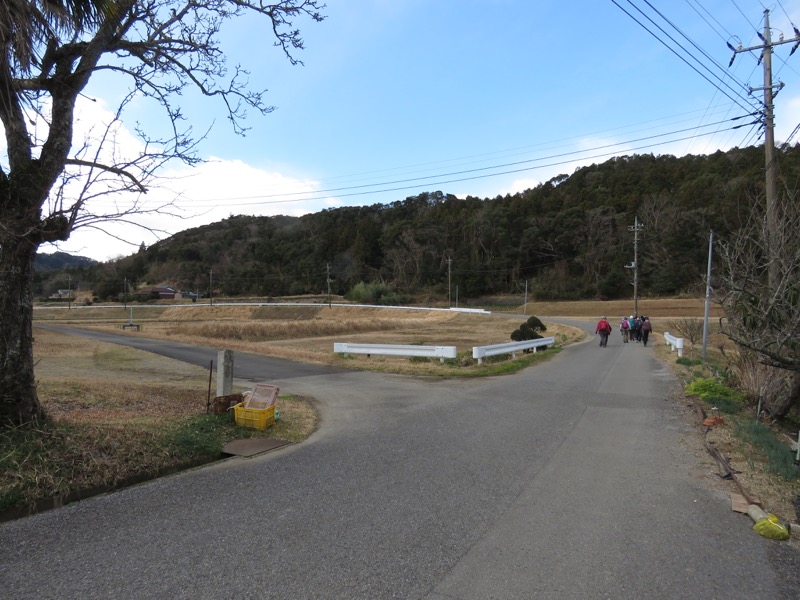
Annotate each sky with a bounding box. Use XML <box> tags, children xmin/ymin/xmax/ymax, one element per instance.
<box><xmin>33</xmin><ymin>0</ymin><xmax>800</xmax><ymax>262</ymax></box>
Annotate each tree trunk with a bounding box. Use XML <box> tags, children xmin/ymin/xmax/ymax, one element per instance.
<box><xmin>0</xmin><ymin>239</ymin><xmax>42</xmax><ymax>425</ymax></box>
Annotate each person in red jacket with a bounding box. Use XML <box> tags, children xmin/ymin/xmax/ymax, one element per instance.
<box><xmin>595</xmin><ymin>316</ymin><xmax>612</xmax><ymax>347</ymax></box>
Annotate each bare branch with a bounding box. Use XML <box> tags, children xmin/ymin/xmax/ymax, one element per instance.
<box><xmin>717</xmin><ymin>190</ymin><xmax>800</xmax><ymax>372</ymax></box>
<box><xmin>64</xmin><ymin>158</ymin><xmax>147</xmax><ymax>192</ymax></box>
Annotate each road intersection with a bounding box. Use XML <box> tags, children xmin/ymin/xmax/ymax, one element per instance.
<box><xmin>2</xmin><ymin>321</ymin><xmax>797</xmax><ymax>598</ymax></box>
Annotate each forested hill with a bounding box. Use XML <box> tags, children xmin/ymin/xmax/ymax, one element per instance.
<box><xmin>68</xmin><ymin>144</ymin><xmax>800</xmax><ymax>302</ymax></box>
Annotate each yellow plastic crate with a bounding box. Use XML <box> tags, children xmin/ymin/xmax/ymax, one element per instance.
<box><xmin>233</xmin><ymin>402</ymin><xmax>275</xmax><ymax>430</ymax></box>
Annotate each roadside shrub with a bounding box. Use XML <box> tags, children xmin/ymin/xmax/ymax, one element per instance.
<box><xmin>726</xmin><ymin>349</ymin><xmax>796</xmax><ymax>420</ymax></box>
<box><xmin>510</xmin><ymin>315</ymin><xmax>547</xmax><ymax>342</ymax></box>
<box><xmin>685</xmin><ymin>377</ymin><xmax>742</xmax><ymax>401</ymax></box>
<box><xmin>676</xmin><ymin>357</ymin><xmax>703</xmax><ymax>366</ymax></box>
<box><xmin>443</xmin><ymin>352</ymin><xmax>476</xmax><ymax>367</ymax></box>
<box><xmin>346</xmin><ymin>281</ymin><xmax>411</xmax><ymax>305</ymax></box>
<box><xmin>704</xmin><ymin>395</ymin><xmax>743</xmax><ymax>414</ymax></box>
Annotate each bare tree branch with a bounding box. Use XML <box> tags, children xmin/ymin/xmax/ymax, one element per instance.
<box><xmin>0</xmin><ymin>0</ymin><xmax>326</xmax><ymax>425</ymax></box>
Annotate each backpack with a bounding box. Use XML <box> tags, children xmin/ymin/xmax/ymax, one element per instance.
<box><xmin>642</xmin><ymin>320</ymin><xmax>651</xmax><ymax>332</ymax></box>
<box><xmin>600</xmin><ymin>320</ymin><xmax>611</xmax><ymax>333</ymax></box>
<box><xmin>621</xmin><ymin>319</ymin><xmax>629</xmax><ymax>330</ymax></box>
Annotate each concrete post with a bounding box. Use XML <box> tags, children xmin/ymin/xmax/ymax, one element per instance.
<box><xmin>216</xmin><ymin>349</ymin><xmax>233</xmax><ymax>397</ymax></box>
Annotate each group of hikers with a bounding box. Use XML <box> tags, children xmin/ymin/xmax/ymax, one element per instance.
<box><xmin>594</xmin><ymin>315</ymin><xmax>652</xmax><ymax>348</ymax></box>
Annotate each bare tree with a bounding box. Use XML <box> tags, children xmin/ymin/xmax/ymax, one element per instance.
<box><xmin>0</xmin><ymin>0</ymin><xmax>325</xmax><ymax>425</ymax></box>
<box><xmin>667</xmin><ymin>317</ymin><xmax>704</xmax><ymax>358</ymax></box>
<box><xmin>716</xmin><ymin>190</ymin><xmax>800</xmax><ymax>418</ymax></box>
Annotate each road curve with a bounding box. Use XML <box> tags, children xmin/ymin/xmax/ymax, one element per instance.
<box><xmin>1</xmin><ymin>323</ymin><xmax>797</xmax><ymax>599</ymax></box>
<box><xmin>34</xmin><ymin>324</ymin><xmax>350</xmax><ymax>381</ymax></box>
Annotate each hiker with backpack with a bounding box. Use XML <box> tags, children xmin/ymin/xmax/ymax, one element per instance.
<box><xmin>619</xmin><ymin>316</ymin><xmax>630</xmax><ymax>343</ymax></box>
<box><xmin>595</xmin><ymin>316</ymin><xmax>612</xmax><ymax>348</ymax></box>
<box><xmin>641</xmin><ymin>316</ymin><xmax>652</xmax><ymax>346</ymax></box>
<box><xmin>632</xmin><ymin>316</ymin><xmax>642</xmax><ymax>342</ymax></box>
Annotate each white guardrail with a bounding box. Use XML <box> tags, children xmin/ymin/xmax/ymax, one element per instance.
<box><xmin>472</xmin><ymin>337</ymin><xmax>555</xmax><ymax>365</ymax></box>
<box><xmin>663</xmin><ymin>332</ymin><xmax>684</xmax><ymax>357</ymax></box>
<box><xmin>333</xmin><ymin>342</ymin><xmax>458</xmax><ymax>363</ymax></box>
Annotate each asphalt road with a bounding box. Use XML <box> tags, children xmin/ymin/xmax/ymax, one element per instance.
<box><xmin>1</xmin><ymin>322</ymin><xmax>798</xmax><ymax>599</ymax></box>
<box><xmin>33</xmin><ymin>325</ymin><xmax>351</xmax><ymax>381</ymax></box>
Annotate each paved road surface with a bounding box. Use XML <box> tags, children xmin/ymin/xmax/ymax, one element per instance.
<box><xmin>34</xmin><ymin>325</ymin><xmax>350</xmax><ymax>381</ymax></box>
<box><xmin>1</xmin><ymin>322</ymin><xmax>798</xmax><ymax>599</ymax></box>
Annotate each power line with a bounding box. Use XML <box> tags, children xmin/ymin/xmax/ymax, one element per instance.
<box><xmin>209</xmin><ymin>105</ymin><xmax>752</xmax><ymax>193</ymax></box>
<box><xmin>643</xmin><ymin>0</ymin><xmax>752</xmax><ymax>92</ymax></box>
<box><xmin>684</xmin><ymin>0</ymin><xmax>733</xmax><ymax>42</ymax></box>
<box><xmin>612</xmin><ymin>0</ymin><xmax>760</xmax><ymax>113</ymax></box>
<box><xmin>81</xmin><ymin>100</ymin><xmax>761</xmax><ymax>212</ymax></box>
<box><xmin>174</xmin><ymin>119</ymin><xmax>757</xmax><ymax>208</ymax></box>
<box><xmin>176</xmin><ymin>115</ymin><xmax>749</xmax><ymax>204</ymax></box>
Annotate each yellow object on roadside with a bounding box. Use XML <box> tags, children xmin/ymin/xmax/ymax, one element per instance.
<box><xmin>233</xmin><ymin>402</ymin><xmax>275</xmax><ymax>430</ymax></box>
<box><xmin>753</xmin><ymin>514</ymin><xmax>790</xmax><ymax>540</ymax></box>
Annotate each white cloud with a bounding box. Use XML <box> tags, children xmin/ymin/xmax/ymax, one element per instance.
<box><xmin>20</xmin><ymin>99</ymin><xmax>331</xmax><ymax>261</ymax></box>
<box><xmin>493</xmin><ymin>178</ymin><xmax>542</xmax><ymax>197</ymax></box>
<box><xmin>46</xmin><ymin>156</ymin><xmax>334</xmax><ymax>261</ymax></box>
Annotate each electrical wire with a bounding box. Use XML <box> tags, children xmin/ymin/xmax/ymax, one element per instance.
<box><xmin>219</xmin><ymin>105</ymin><xmax>750</xmax><ymax>192</ymax></box>
<box><xmin>684</xmin><ymin>0</ymin><xmax>733</xmax><ymax>42</ymax></box>
<box><xmin>643</xmin><ymin>0</ymin><xmax>752</xmax><ymax>93</ymax></box>
<box><xmin>165</xmin><ymin>115</ymin><xmax>750</xmax><ymax>204</ymax></box>
<box><xmin>171</xmin><ymin>118</ymin><xmax>757</xmax><ymax>208</ymax></box>
<box><xmin>613</xmin><ymin>0</ymin><xmax>760</xmax><ymax>114</ymax></box>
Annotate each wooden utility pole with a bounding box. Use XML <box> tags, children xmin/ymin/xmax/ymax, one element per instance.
<box><xmin>326</xmin><ymin>263</ymin><xmax>332</xmax><ymax>308</ymax></box>
<box><xmin>702</xmin><ymin>230</ymin><xmax>714</xmax><ymax>361</ymax></box>
<box><xmin>447</xmin><ymin>256</ymin><xmax>452</xmax><ymax>308</ymax></box>
<box><xmin>731</xmin><ymin>9</ymin><xmax>800</xmax><ymax>289</ymax></box>
<box><xmin>627</xmin><ymin>216</ymin><xmax>643</xmax><ymax>317</ymax></box>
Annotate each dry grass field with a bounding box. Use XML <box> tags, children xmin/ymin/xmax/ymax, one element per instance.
<box><xmin>33</xmin><ymin>326</ymin><xmax>317</xmax><ymax>439</ymax></box>
<box><xmin>36</xmin><ymin>304</ymin><xmax>584</xmax><ymax>374</ymax></box>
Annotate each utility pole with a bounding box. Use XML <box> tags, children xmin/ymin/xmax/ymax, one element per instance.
<box><xmin>123</xmin><ymin>277</ymin><xmax>127</xmax><ymax>309</ymax></box>
<box><xmin>446</xmin><ymin>256</ymin><xmax>452</xmax><ymax>308</ymax></box>
<box><xmin>209</xmin><ymin>269</ymin><xmax>213</xmax><ymax>306</ymax></box>
<box><xmin>702</xmin><ymin>230</ymin><xmax>714</xmax><ymax>362</ymax></box>
<box><xmin>67</xmin><ymin>274</ymin><xmax>71</xmax><ymax>310</ymax></box>
<box><xmin>730</xmin><ymin>9</ymin><xmax>800</xmax><ymax>289</ymax></box>
<box><xmin>523</xmin><ymin>280</ymin><xmax>528</xmax><ymax>315</ymax></box>
<box><xmin>326</xmin><ymin>263</ymin><xmax>332</xmax><ymax>308</ymax></box>
<box><xmin>627</xmin><ymin>216</ymin><xmax>643</xmax><ymax>317</ymax></box>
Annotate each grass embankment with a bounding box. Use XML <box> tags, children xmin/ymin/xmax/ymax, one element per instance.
<box><xmin>1</xmin><ymin>329</ymin><xmax>317</xmax><ymax>517</ymax></box>
<box><xmin>655</xmin><ymin>343</ymin><xmax>800</xmax><ymax>526</ymax></box>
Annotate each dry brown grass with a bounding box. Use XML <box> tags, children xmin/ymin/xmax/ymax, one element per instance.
<box><xmin>0</xmin><ymin>328</ymin><xmax>322</xmax><ymax>515</ymax></box>
<box><xmin>34</xmin><ymin>329</ymin><xmax>315</xmax><ymax>432</ymax></box>
<box><xmin>35</xmin><ymin>330</ymin><xmax>221</xmax><ymax>425</ymax></box>
<box><xmin>519</xmin><ymin>297</ymin><xmax>723</xmax><ymax>318</ymax></box>
<box><xmin>98</xmin><ymin>308</ymin><xmax>584</xmax><ymax>374</ymax></box>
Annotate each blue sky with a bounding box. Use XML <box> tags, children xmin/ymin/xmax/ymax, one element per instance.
<box><xmin>44</xmin><ymin>0</ymin><xmax>800</xmax><ymax>261</ymax></box>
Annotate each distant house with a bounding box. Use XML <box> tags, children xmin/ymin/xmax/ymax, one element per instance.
<box><xmin>48</xmin><ymin>289</ymin><xmax>75</xmax><ymax>299</ymax></box>
<box><xmin>136</xmin><ymin>285</ymin><xmax>182</xmax><ymax>300</ymax></box>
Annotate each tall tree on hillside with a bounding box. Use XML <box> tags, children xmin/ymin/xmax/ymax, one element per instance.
<box><xmin>0</xmin><ymin>0</ymin><xmax>325</xmax><ymax>425</ymax></box>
